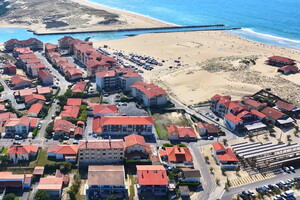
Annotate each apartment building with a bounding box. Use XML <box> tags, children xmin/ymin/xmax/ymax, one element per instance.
<box><xmin>78</xmin><ymin>140</ymin><xmax>125</xmax><ymax>165</ymax></box>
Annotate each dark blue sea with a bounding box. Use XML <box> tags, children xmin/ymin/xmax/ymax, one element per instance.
<box><xmin>0</xmin><ymin>0</ymin><xmax>300</xmax><ymax>49</ymax></box>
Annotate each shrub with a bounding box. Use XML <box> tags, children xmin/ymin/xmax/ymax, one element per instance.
<box><xmin>177</xmin><ymin>182</ymin><xmax>201</xmax><ymax>186</ymax></box>
<box><xmin>3</xmin><ymin>193</ymin><xmax>16</xmax><ymax>200</ymax></box>
<box><xmin>178</xmin><ymin>144</ymin><xmax>187</xmax><ymax>147</ymax></box>
<box><xmin>34</xmin><ymin>190</ymin><xmax>50</xmax><ymax>200</ymax></box>
<box><xmin>162</xmin><ymin>143</ymin><xmax>174</xmax><ymax>148</ymax></box>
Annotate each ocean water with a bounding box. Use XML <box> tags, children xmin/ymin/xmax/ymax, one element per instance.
<box><xmin>0</xmin><ymin>0</ymin><xmax>300</xmax><ymax>49</ymax></box>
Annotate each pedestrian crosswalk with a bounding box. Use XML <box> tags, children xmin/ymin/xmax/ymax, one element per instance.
<box><xmin>230</xmin><ymin>172</ymin><xmax>275</xmax><ymax>187</ymax></box>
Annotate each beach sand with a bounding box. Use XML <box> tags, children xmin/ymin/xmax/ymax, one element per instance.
<box><xmin>0</xmin><ymin>0</ymin><xmax>170</xmax><ymax>34</ymax></box>
<box><xmin>92</xmin><ymin>31</ymin><xmax>300</xmax><ymax>105</ymax></box>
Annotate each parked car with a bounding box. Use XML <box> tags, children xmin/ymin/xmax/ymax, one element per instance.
<box><xmin>289</xmin><ymin>166</ymin><xmax>295</xmax><ymax>172</ymax></box>
<box><xmin>73</xmin><ymin>140</ymin><xmax>79</xmax><ymax>144</ymax></box>
<box><xmin>13</xmin><ymin>141</ymin><xmax>21</xmax><ymax>145</ymax></box>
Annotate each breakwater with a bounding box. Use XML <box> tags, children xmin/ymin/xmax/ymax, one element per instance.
<box><xmin>33</xmin><ymin>24</ymin><xmax>236</xmax><ymax>35</ymax></box>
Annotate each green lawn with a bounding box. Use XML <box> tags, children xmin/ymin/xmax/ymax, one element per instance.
<box><xmin>30</xmin><ymin>148</ymin><xmax>55</xmax><ymax>167</ymax></box>
<box><xmin>1</xmin><ymin>147</ymin><xmax>8</xmax><ymax>154</ymax></box>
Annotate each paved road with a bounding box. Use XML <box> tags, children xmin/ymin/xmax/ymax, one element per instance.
<box><xmin>189</xmin><ymin>142</ymin><xmax>215</xmax><ymax>200</ymax></box>
<box><xmin>222</xmin><ymin>169</ymin><xmax>300</xmax><ymax>200</ymax></box>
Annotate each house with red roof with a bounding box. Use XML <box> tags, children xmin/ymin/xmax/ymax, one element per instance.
<box><xmin>27</xmin><ymin>103</ymin><xmax>43</xmax><ymax>117</ymax></box>
<box><xmin>93</xmin><ymin>116</ymin><xmax>154</xmax><ymax>136</ymax></box>
<box><xmin>58</xmin><ymin>36</ymin><xmax>75</xmax><ymax>49</ymax></box>
<box><xmin>45</xmin><ymin>43</ymin><xmax>58</xmax><ymax>54</ymax></box>
<box><xmin>261</xmin><ymin>107</ymin><xmax>294</xmax><ymax>127</ymax></box>
<box><xmin>65</xmin><ymin>67</ymin><xmax>83</xmax><ymax>80</ymax></box>
<box><xmin>167</xmin><ymin>125</ymin><xmax>197</xmax><ymax>140</ymax></box>
<box><xmin>242</xmin><ymin>97</ymin><xmax>267</xmax><ymax>111</ymax></box>
<box><xmin>278</xmin><ymin>65</ymin><xmax>299</xmax><ymax>75</ymax></box>
<box><xmin>90</xmin><ymin>104</ymin><xmax>119</xmax><ymax>117</ymax></box>
<box><xmin>196</xmin><ymin>122</ymin><xmax>220</xmax><ymax>137</ymax></box>
<box><xmin>4</xmin><ymin>116</ymin><xmax>39</xmax><ymax>136</ymax></box>
<box><xmin>124</xmin><ymin>134</ymin><xmax>151</xmax><ymax>160</ymax></box>
<box><xmin>72</xmin><ymin>81</ymin><xmax>87</xmax><ymax>93</ymax></box>
<box><xmin>47</xmin><ymin>52</ymin><xmax>61</xmax><ymax>63</ymax></box>
<box><xmin>27</xmin><ymin>62</ymin><xmax>46</xmax><ymax>77</ymax></box>
<box><xmin>67</xmin><ymin>98</ymin><xmax>82</xmax><ymax>106</ymax></box>
<box><xmin>72</xmin><ymin>43</ymin><xmax>117</xmax><ymax>77</ymax></box>
<box><xmin>37</xmin><ymin>169</ymin><xmax>69</xmax><ymax>198</ymax></box>
<box><xmin>275</xmin><ymin>100</ymin><xmax>300</xmax><ymax>118</ymax></box>
<box><xmin>10</xmin><ymin>74</ymin><xmax>32</xmax><ymax>89</ymax></box>
<box><xmin>60</xmin><ymin>106</ymin><xmax>80</xmax><ymax>119</ymax></box>
<box><xmin>7</xmin><ymin>144</ymin><xmax>38</xmax><ymax>164</ymax></box>
<box><xmin>24</xmin><ymin>94</ymin><xmax>46</xmax><ymax>106</ymax></box>
<box><xmin>96</xmin><ymin>68</ymin><xmax>142</xmax><ymax>91</ymax></box>
<box><xmin>78</xmin><ymin>140</ymin><xmax>125</xmax><ymax>164</ymax></box>
<box><xmin>0</xmin><ymin>171</ymin><xmax>32</xmax><ymax>190</ymax></box>
<box><xmin>74</xmin><ymin>127</ymin><xmax>83</xmax><ymax>139</ymax></box>
<box><xmin>266</xmin><ymin>56</ymin><xmax>296</xmax><ymax>67</ymax></box>
<box><xmin>4</xmin><ymin>38</ymin><xmax>43</xmax><ymax>51</ymax></box>
<box><xmin>47</xmin><ymin>145</ymin><xmax>78</xmax><ymax>162</ymax></box>
<box><xmin>3</xmin><ymin>63</ymin><xmax>16</xmax><ymax>75</ymax></box>
<box><xmin>136</xmin><ymin>165</ymin><xmax>169</xmax><ymax>195</ymax></box>
<box><xmin>212</xmin><ymin>142</ymin><xmax>238</xmax><ymax>169</ymax></box>
<box><xmin>37</xmin><ymin>70</ymin><xmax>54</xmax><ymax>85</ymax></box>
<box><xmin>13</xmin><ymin>47</ymin><xmax>33</xmax><ymax>57</ymax></box>
<box><xmin>36</xmin><ymin>87</ymin><xmax>53</xmax><ymax>95</ymax></box>
<box><xmin>160</xmin><ymin>146</ymin><xmax>193</xmax><ymax>165</ymax></box>
<box><xmin>53</xmin><ymin>119</ymin><xmax>75</xmax><ymax>138</ymax></box>
<box><xmin>131</xmin><ymin>81</ymin><xmax>168</xmax><ymax>107</ymax></box>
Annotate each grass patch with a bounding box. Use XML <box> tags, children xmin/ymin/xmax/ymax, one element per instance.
<box><xmin>128</xmin><ymin>175</ymin><xmax>135</xmax><ymax>200</ymax></box>
<box><xmin>34</xmin><ymin>148</ymin><xmax>55</xmax><ymax>167</ymax></box>
<box><xmin>1</xmin><ymin>147</ymin><xmax>8</xmax><ymax>154</ymax></box>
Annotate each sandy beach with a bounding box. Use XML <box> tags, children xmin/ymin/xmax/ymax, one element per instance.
<box><xmin>92</xmin><ymin>31</ymin><xmax>300</xmax><ymax>106</ymax></box>
<box><xmin>0</xmin><ymin>0</ymin><xmax>171</xmax><ymax>34</ymax></box>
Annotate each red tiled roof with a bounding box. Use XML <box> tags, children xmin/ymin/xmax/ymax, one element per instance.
<box><xmin>275</xmin><ymin>100</ymin><xmax>296</xmax><ymax>111</ymax></box>
<box><xmin>53</xmin><ymin>120</ymin><xmax>75</xmax><ymax>133</ymax></box>
<box><xmin>167</xmin><ymin>125</ymin><xmax>196</xmax><ymax>138</ymax></box>
<box><xmin>224</xmin><ymin>113</ymin><xmax>242</xmax><ymax>124</ymax></box>
<box><xmin>74</xmin><ymin>127</ymin><xmax>83</xmax><ymax>136</ymax></box>
<box><xmin>45</xmin><ymin>43</ymin><xmax>57</xmax><ymax>50</ymax></box>
<box><xmin>18</xmin><ymin>88</ymin><xmax>35</xmax><ymax>97</ymax></box>
<box><xmin>11</xmin><ymin>75</ymin><xmax>31</xmax><ymax>85</ymax></box>
<box><xmin>197</xmin><ymin>122</ymin><xmax>219</xmax><ymax>133</ymax></box>
<box><xmin>136</xmin><ymin>165</ymin><xmax>168</xmax><ymax>186</ymax></box>
<box><xmin>27</xmin><ymin>103</ymin><xmax>43</xmax><ymax>115</ymax></box>
<box><xmin>65</xmin><ymin>68</ymin><xmax>83</xmax><ymax>76</ymax></box>
<box><xmin>38</xmin><ymin>70</ymin><xmax>53</xmax><ymax>79</ymax></box>
<box><xmin>124</xmin><ymin>134</ymin><xmax>147</xmax><ymax>147</ymax></box>
<box><xmin>18</xmin><ymin>53</ymin><xmax>37</xmax><ymax>60</ymax></box>
<box><xmin>30</xmin><ymin>63</ymin><xmax>45</xmax><ymax>69</ymax></box>
<box><xmin>243</xmin><ymin>98</ymin><xmax>267</xmax><ymax>108</ymax></box>
<box><xmin>29</xmin><ymin>117</ymin><xmax>39</xmax><ymax>127</ymax></box>
<box><xmin>33</xmin><ymin>166</ymin><xmax>45</xmax><ymax>175</ymax></box>
<box><xmin>268</xmin><ymin>56</ymin><xmax>295</xmax><ymax>63</ymax></box>
<box><xmin>72</xmin><ymin>81</ymin><xmax>86</xmax><ymax>93</ymax></box>
<box><xmin>251</xmin><ymin>109</ymin><xmax>267</xmax><ymax>118</ymax></box>
<box><xmin>58</xmin><ymin>36</ymin><xmax>75</xmax><ymax>43</ymax></box>
<box><xmin>7</xmin><ymin>145</ymin><xmax>38</xmax><ymax>154</ymax></box>
<box><xmin>211</xmin><ymin>94</ymin><xmax>231</xmax><ymax>101</ymax></box>
<box><xmin>131</xmin><ymin>81</ymin><xmax>167</xmax><ymax>98</ymax></box>
<box><xmin>13</xmin><ymin>47</ymin><xmax>33</xmax><ymax>54</ymax></box>
<box><xmin>48</xmin><ymin>52</ymin><xmax>61</xmax><ymax>59</ymax></box>
<box><xmin>92</xmin><ymin>104</ymin><xmax>118</xmax><ymax>115</ymax></box>
<box><xmin>162</xmin><ymin>146</ymin><xmax>193</xmax><ymax>162</ymax></box>
<box><xmin>36</xmin><ymin>87</ymin><xmax>52</xmax><ymax>94</ymax></box>
<box><xmin>4</xmin><ymin>116</ymin><xmax>30</xmax><ymax>127</ymax></box>
<box><xmin>212</xmin><ymin>142</ymin><xmax>226</xmax><ymax>151</ymax></box>
<box><xmin>48</xmin><ymin>145</ymin><xmax>78</xmax><ymax>155</ymax></box>
<box><xmin>216</xmin><ymin>148</ymin><xmax>238</xmax><ymax>162</ymax></box>
<box><xmin>24</xmin><ymin>94</ymin><xmax>46</xmax><ymax>103</ymax></box>
<box><xmin>261</xmin><ymin>107</ymin><xmax>286</xmax><ymax>120</ymax></box>
<box><xmin>5</xmin><ymin>38</ymin><xmax>42</xmax><ymax>45</ymax></box>
<box><xmin>3</xmin><ymin>63</ymin><xmax>16</xmax><ymax>69</ymax></box>
<box><xmin>0</xmin><ymin>112</ymin><xmax>17</xmax><ymax>122</ymax></box>
<box><xmin>67</xmin><ymin>98</ymin><xmax>82</xmax><ymax>106</ymax></box>
<box><xmin>60</xmin><ymin>106</ymin><xmax>80</xmax><ymax>118</ymax></box>
<box><xmin>278</xmin><ymin>65</ymin><xmax>299</xmax><ymax>73</ymax></box>
<box><xmin>78</xmin><ymin>140</ymin><xmax>124</xmax><ymax>149</ymax></box>
<box><xmin>26</xmin><ymin>58</ymin><xmax>40</xmax><ymax>64</ymax></box>
<box><xmin>96</xmin><ymin>70</ymin><xmax>116</xmax><ymax>78</ymax></box>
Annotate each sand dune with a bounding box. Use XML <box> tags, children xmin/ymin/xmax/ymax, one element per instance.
<box><xmin>93</xmin><ymin>31</ymin><xmax>300</xmax><ymax>105</ymax></box>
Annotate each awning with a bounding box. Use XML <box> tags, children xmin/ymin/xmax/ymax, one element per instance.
<box><xmin>245</xmin><ymin>122</ymin><xmax>267</xmax><ymax>131</ymax></box>
<box><xmin>278</xmin><ymin>117</ymin><xmax>294</xmax><ymax>125</ymax></box>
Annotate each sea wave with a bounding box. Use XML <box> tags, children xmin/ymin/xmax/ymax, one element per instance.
<box><xmin>239</xmin><ymin>28</ymin><xmax>300</xmax><ymax>45</ymax></box>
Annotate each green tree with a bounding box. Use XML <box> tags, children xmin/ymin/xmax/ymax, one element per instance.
<box><xmin>3</xmin><ymin>193</ymin><xmax>16</xmax><ymax>200</ymax></box>
<box><xmin>287</xmin><ymin>134</ymin><xmax>292</xmax><ymax>142</ymax></box>
<box><xmin>34</xmin><ymin>190</ymin><xmax>50</xmax><ymax>200</ymax></box>
<box><xmin>107</xmin><ymin>195</ymin><xmax>116</xmax><ymax>200</ymax></box>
